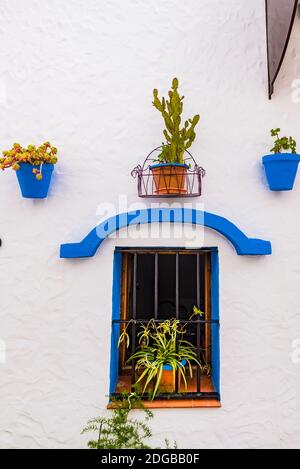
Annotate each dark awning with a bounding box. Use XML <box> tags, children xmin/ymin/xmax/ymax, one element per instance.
<box><xmin>266</xmin><ymin>0</ymin><xmax>298</xmax><ymax>99</ymax></box>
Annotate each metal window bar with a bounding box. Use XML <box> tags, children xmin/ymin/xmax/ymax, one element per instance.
<box><xmin>175</xmin><ymin>253</ymin><xmax>179</xmax><ymax>394</ymax></box>
<box><xmin>111</xmin><ymin>392</ymin><xmax>219</xmax><ymax>401</ymax></box>
<box><xmin>154</xmin><ymin>253</ymin><xmax>158</xmax><ymax>320</ymax></box>
<box><xmin>196</xmin><ymin>253</ymin><xmax>201</xmax><ymax>393</ymax></box>
<box><xmin>114</xmin><ymin>319</ymin><xmax>219</xmax><ymax>324</ymax></box>
<box><xmin>131</xmin><ymin>253</ymin><xmax>137</xmax><ymax>391</ymax></box>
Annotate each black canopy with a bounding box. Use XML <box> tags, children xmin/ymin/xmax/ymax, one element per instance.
<box><xmin>265</xmin><ymin>0</ymin><xmax>298</xmax><ymax>99</ymax></box>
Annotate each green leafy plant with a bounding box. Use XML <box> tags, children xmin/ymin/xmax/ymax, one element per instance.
<box><xmin>270</xmin><ymin>128</ymin><xmax>297</xmax><ymax>154</ymax></box>
<box><xmin>119</xmin><ymin>307</ymin><xmax>210</xmax><ymax>400</ymax></box>
<box><xmin>152</xmin><ymin>78</ymin><xmax>200</xmax><ymax>164</ymax></box>
<box><xmin>0</xmin><ymin>142</ymin><xmax>58</xmax><ymax>180</ymax></box>
<box><xmin>81</xmin><ymin>393</ymin><xmax>177</xmax><ymax>449</ymax></box>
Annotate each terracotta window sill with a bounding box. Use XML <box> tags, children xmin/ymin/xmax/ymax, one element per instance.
<box><xmin>107</xmin><ymin>399</ymin><xmax>221</xmax><ymax>410</ymax></box>
<box><xmin>109</xmin><ymin>373</ymin><xmax>221</xmax><ymax>409</ymax></box>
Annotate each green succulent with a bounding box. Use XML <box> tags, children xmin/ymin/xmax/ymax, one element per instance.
<box><xmin>270</xmin><ymin>128</ymin><xmax>297</xmax><ymax>154</ymax></box>
<box><xmin>0</xmin><ymin>142</ymin><xmax>58</xmax><ymax>180</ymax></box>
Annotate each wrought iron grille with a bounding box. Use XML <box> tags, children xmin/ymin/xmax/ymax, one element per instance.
<box><xmin>131</xmin><ymin>147</ymin><xmax>205</xmax><ymax>198</ymax></box>
<box><xmin>112</xmin><ymin>248</ymin><xmax>220</xmax><ymax>401</ymax></box>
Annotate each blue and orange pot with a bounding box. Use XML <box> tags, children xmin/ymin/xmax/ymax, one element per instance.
<box><xmin>16</xmin><ymin>163</ymin><xmax>54</xmax><ymax>198</ymax></box>
<box><xmin>159</xmin><ymin>360</ymin><xmax>187</xmax><ymax>392</ymax></box>
<box><xmin>262</xmin><ymin>153</ymin><xmax>300</xmax><ymax>191</ymax></box>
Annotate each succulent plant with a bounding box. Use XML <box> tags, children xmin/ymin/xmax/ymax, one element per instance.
<box><xmin>0</xmin><ymin>142</ymin><xmax>58</xmax><ymax>180</ymax></box>
<box><xmin>270</xmin><ymin>128</ymin><xmax>297</xmax><ymax>154</ymax></box>
<box><xmin>152</xmin><ymin>78</ymin><xmax>200</xmax><ymax>164</ymax></box>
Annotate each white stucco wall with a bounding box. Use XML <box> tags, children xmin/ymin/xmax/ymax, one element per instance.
<box><xmin>1</xmin><ymin>0</ymin><xmax>300</xmax><ymax>449</ymax></box>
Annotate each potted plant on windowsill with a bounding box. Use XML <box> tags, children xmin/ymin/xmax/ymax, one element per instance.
<box><xmin>118</xmin><ymin>308</ymin><xmax>210</xmax><ymax>400</ymax></box>
<box><xmin>150</xmin><ymin>78</ymin><xmax>200</xmax><ymax>195</ymax></box>
<box><xmin>0</xmin><ymin>142</ymin><xmax>58</xmax><ymax>198</ymax></box>
<box><xmin>262</xmin><ymin>128</ymin><xmax>300</xmax><ymax>191</ymax></box>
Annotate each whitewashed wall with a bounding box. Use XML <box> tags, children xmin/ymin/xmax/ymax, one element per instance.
<box><xmin>1</xmin><ymin>0</ymin><xmax>300</xmax><ymax>449</ymax></box>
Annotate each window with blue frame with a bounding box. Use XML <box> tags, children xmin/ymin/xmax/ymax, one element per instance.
<box><xmin>110</xmin><ymin>247</ymin><xmax>220</xmax><ymax>403</ymax></box>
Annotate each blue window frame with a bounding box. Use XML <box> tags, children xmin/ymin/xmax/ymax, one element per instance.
<box><xmin>109</xmin><ymin>247</ymin><xmax>220</xmax><ymax>402</ymax></box>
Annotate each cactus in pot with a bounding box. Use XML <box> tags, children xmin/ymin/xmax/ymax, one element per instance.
<box><xmin>151</xmin><ymin>78</ymin><xmax>200</xmax><ymax>195</ymax></box>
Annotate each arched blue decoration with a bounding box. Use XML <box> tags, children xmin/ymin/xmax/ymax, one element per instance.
<box><xmin>60</xmin><ymin>208</ymin><xmax>272</xmax><ymax>258</ymax></box>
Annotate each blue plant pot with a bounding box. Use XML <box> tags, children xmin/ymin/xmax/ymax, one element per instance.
<box><xmin>149</xmin><ymin>163</ymin><xmax>189</xmax><ymax>170</ymax></box>
<box><xmin>163</xmin><ymin>359</ymin><xmax>187</xmax><ymax>371</ymax></box>
<box><xmin>262</xmin><ymin>153</ymin><xmax>300</xmax><ymax>191</ymax></box>
<box><xmin>16</xmin><ymin>163</ymin><xmax>54</xmax><ymax>199</ymax></box>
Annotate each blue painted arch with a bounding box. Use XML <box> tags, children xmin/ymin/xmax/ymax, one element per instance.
<box><xmin>60</xmin><ymin>208</ymin><xmax>271</xmax><ymax>258</ymax></box>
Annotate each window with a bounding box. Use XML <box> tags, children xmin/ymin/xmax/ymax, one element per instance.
<box><xmin>110</xmin><ymin>248</ymin><xmax>220</xmax><ymax>407</ymax></box>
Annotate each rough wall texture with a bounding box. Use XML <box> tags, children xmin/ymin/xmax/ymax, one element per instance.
<box><xmin>1</xmin><ymin>0</ymin><xmax>300</xmax><ymax>449</ymax></box>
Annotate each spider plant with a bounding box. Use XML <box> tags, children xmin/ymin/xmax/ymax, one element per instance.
<box><xmin>119</xmin><ymin>308</ymin><xmax>210</xmax><ymax>400</ymax></box>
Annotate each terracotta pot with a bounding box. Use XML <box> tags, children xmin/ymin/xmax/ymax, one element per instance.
<box><xmin>150</xmin><ymin>163</ymin><xmax>188</xmax><ymax>195</ymax></box>
<box><xmin>158</xmin><ymin>369</ymin><xmax>179</xmax><ymax>393</ymax></box>
<box><xmin>136</xmin><ymin>361</ymin><xmax>186</xmax><ymax>394</ymax></box>
<box><xmin>158</xmin><ymin>360</ymin><xmax>186</xmax><ymax>393</ymax></box>
<box><xmin>141</xmin><ymin>361</ymin><xmax>185</xmax><ymax>394</ymax></box>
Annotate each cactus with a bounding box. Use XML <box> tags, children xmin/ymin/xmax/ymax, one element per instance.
<box><xmin>152</xmin><ymin>78</ymin><xmax>200</xmax><ymax>164</ymax></box>
<box><xmin>0</xmin><ymin>142</ymin><xmax>58</xmax><ymax>180</ymax></box>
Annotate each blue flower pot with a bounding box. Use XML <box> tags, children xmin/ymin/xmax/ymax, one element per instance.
<box><xmin>163</xmin><ymin>359</ymin><xmax>186</xmax><ymax>371</ymax></box>
<box><xmin>16</xmin><ymin>163</ymin><xmax>54</xmax><ymax>199</ymax></box>
<box><xmin>262</xmin><ymin>153</ymin><xmax>300</xmax><ymax>191</ymax></box>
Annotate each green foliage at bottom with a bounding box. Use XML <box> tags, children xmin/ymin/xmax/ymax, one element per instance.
<box><xmin>81</xmin><ymin>392</ymin><xmax>177</xmax><ymax>450</ymax></box>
